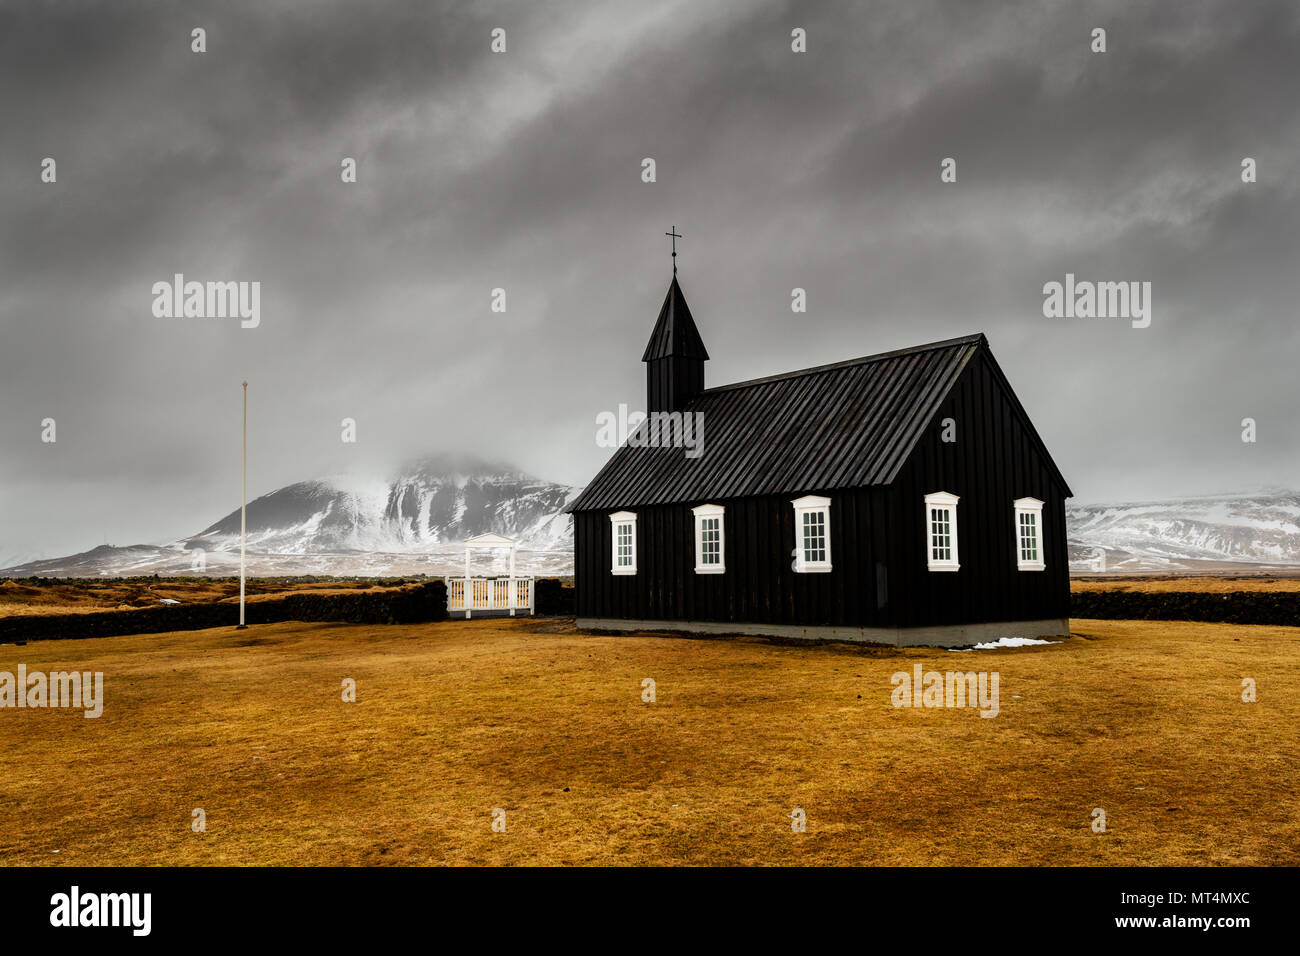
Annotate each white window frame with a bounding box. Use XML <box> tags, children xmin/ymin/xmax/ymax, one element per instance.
<box><xmin>924</xmin><ymin>491</ymin><xmax>960</xmax><ymax>572</ymax></box>
<box><xmin>609</xmin><ymin>511</ymin><xmax>637</xmax><ymax>575</ymax></box>
<box><xmin>1014</xmin><ymin>497</ymin><xmax>1046</xmax><ymax>571</ymax></box>
<box><xmin>692</xmin><ymin>503</ymin><xmax>726</xmax><ymax>574</ymax></box>
<box><xmin>792</xmin><ymin>495</ymin><xmax>832</xmax><ymax>573</ymax></box>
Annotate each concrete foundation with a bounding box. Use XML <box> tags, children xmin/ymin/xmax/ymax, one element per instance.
<box><xmin>576</xmin><ymin>617</ymin><xmax>1070</xmax><ymax>649</ymax></box>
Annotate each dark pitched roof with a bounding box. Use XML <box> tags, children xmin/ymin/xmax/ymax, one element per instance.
<box><xmin>641</xmin><ymin>276</ymin><xmax>709</xmax><ymax>361</ymax></box>
<box><xmin>569</xmin><ymin>333</ymin><xmax>1001</xmax><ymax>512</ymax></box>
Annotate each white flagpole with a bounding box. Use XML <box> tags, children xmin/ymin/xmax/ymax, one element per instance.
<box><xmin>238</xmin><ymin>380</ymin><xmax>248</xmax><ymax>629</ymax></box>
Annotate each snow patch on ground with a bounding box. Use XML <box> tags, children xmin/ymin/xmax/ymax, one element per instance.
<box><xmin>949</xmin><ymin>636</ymin><xmax>1062</xmax><ymax>652</ymax></box>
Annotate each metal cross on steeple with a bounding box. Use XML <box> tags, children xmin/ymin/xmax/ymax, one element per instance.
<box><xmin>665</xmin><ymin>226</ymin><xmax>682</xmax><ymax>274</ymax></box>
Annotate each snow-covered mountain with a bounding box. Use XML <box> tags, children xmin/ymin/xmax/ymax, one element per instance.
<box><xmin>188</xmin><ymin>454</ymin><xmax>576</xmax><ymax>555</ymax></box>
<box><xmin>2</xmin><ymin>455</ymin><xmax>579</xmax><ymax>578</ymax></box>
<box><xmin>1067</xmin><ymin>491</ymin><xmax>1300</xmax><ymax>573</ymax></box>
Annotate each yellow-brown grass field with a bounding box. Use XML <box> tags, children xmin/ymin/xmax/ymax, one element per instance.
<box><xmin>0</xmin><ymin>578</ymin><xmax>405</xmax><ymax>618</ymax></box>
<box><xmin>1</xmin><ymin>614</ymin><xmax>1296</xmax><ymax>866</ymax></box>
<box><xmin>1070</xmin><ymin>575</ymin><xmax>1300</xmax><ymax>594</ymax></box>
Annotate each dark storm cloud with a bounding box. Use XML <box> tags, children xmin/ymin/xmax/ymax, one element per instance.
<box><xmin>1</xmin><ymin>0</ymin><xmax>1297</xmax><ymax>562</ymax></box>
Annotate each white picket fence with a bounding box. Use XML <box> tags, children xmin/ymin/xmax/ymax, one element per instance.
<box><xmin>446</xmin><ymin>576</ymin><xmax>534</xmax><ymax>617</ymax></box>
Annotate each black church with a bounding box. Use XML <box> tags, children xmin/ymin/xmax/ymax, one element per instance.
<box><xmin>566</xmin><ymin>271</ymin><xmax>1072</xmax><ymax>647</ymax></box>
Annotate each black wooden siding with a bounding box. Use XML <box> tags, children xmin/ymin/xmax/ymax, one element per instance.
<box><xmin>885</xmin><ymin>349</ymin><xmax>1070</xmax><ymax>627</ymax></box>
<box><xmin>574</xmin><ymin>348</ymin><xmax>1070</xmax><ymax>629</ymax></box>
<box><xmin>646</xmin><ymin>354</ymin><xmax>705</xmax><ymax>416</ymax></box>
<box><xmin>575</xmin><ymin>488</ymin><xmax>891</xmax><ymax>625</ymax></box>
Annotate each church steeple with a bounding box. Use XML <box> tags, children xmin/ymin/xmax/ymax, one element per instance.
<box><xmin>642</xmin><ymin>274</ymin><xmax>708</xmax><ymax>414</ymax></box>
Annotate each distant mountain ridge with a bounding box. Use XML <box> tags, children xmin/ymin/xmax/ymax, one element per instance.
<box><xmin>1066</xmin><ymin>490</ymin><xmax>1300</xmax><ymax>572</ymax></box>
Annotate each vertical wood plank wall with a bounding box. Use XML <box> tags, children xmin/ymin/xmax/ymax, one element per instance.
<box><xmin>575</xmin><ymin>352</ymin><xmax>1070</xmax><ymax>629</ymax></box>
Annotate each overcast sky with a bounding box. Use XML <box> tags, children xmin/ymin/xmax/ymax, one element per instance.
<box><xmin>2</xmin><ymin>0</ymin><xmax>1298</xmax><ymax>563</ymax></box>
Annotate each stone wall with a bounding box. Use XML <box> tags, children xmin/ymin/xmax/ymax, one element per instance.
<box><xmin>0</xmin><ymin>581</ymin><xmax>447</xmax><ymax>643</ymax></box>
<box><xmin>1070</xmin><ymin>590</ymin><xmax>1300</xmax><ymax>627</ymax></box>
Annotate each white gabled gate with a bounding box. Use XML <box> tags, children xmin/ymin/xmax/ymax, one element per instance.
<box><xmin>446</xmin><ymin>576</ymin><xmax>534</xmax><ymax>617</ymax></box>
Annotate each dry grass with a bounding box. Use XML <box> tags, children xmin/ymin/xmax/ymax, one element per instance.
<box><xmin>1</xmin><ymin>616</ymin><xmax>1295</xmax><ymax>867</ymax></box>
<box><xmin>1070</xmin><ymin>574</ymin><xmax>1300</xmax><ymax>594</ymax></box>
<box><xmin>0</xmin><ymin>579</ymin><xmax>402</xmax><ymax>617</ymax></box>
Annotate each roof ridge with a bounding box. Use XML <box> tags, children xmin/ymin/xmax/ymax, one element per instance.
<box><xmin>701</xmin><ymin>332</ymin><xmax>986</xmax><ymax>395</ymax></box>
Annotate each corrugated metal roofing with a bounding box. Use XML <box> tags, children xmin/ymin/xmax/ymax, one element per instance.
<box><xmin>641</xmin><ymin>276</ymin><xmax>709</xmax><ymax>361</ymax></box>
<box><xmin>568</xmin><ymin>333</ymin><xmax>986</xmax><ymax>512</ymax></box>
